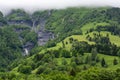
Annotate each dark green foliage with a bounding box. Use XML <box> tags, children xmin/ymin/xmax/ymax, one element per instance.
<box><xmin>69</xmin><ymin>37</ymin><xmax>74</xmax><ymax>43</ymax></box>
<box><xmin>106</xmin><ymin>8</ymin><xmax>120</xmax><ymax>23</ymax></box>
<box><xmin>32</xmin><ymin>10</ymin><xmax>50</xmax><ymax>20</ymax></box>
<box><xmin>18</xmin><ymin>65</ymin><xmax>32</xmax><ymax>74</ymax></box>
<box><xmin>69</xmin><ymin>68</ymin><xmax>76</xmax><ymax>76</ymax></box>
<box><xmin>57</xmin><ymin>65</ymin><xmax>67</xmax><ymax>71</ymax></box>
<box><xmin>31</xmin><ymin>10</ymin><xmax>50</xmax><ymax>26</ymax></box>
<box><xmin>62</xmin><ymin>58</ymin><xmax>68</xmax><ymax>65</ymax></box>
<box><xmin>117</xmin><ymin>49</ymin><xmax>120</xmax><ymax>57</ymax></box>
<box><xmin>49</xmin><ymin>72</ymin><xmax>72</xmax><ymax>80</ymax></box>
<box><xmin>83</xmin><ymin>65</ymin><xmax>88</xmax><ymax>70</ymax></box>
<box><xmin>74</xmin><ymin>56</ymin><xmax>84</xmax><ymax>65</ymax></box>
<box><xmin>46</xmin><ymin>8</ymin><xmax>95</xmax><ymax>33</ymax></box>
<box><xmin>101</xmin><ymin>58</ymin><xmax>107</xmax><ymax>67</ymax></box>
<box><xmin>71</xmin><ymin>41</ymin><xmax>90</xmax><ymax>56</ymax></box>
<box><xmin>46</xmin><ymin>8</ymin><xmax>97</xmax><ymax>42</ymax></box>
<box><xmin>46</xmin><ymin>40</ymin><xmax>56</xmax><ymax>48</ymax></box>
<box><xmin>34</xmin><ymin>53</ymin><xmax>44</xmax><ymax>62</ymax></box>
<box><xmin>61</xmin><ymin>49</ymin><xmax>71</xmax><ymax>58</ymax></box>
<box><xmin>85</xmin><ymin>55</ymin><xmax>91</xmax><ymax>64</ymax></box>
<box><xmin>0</xmin><ymin>27</ymin><xmax>22</xmax><ymax>70</ymax></box>
<box><xmin>75</xmin><ymin>68</ymin><xmax>116</xmax><ymax>80</ymax></box>
<box><xmin>6</xmin><ymin>9</ymin><xmax>31</xmax><ymax>21</ymax></box>
<box><xmin>62</xmin><ymin>40</ymin><xmax>65</xmax><ymax>48</ymax></box>
<box><xmin>96</xmin><ymin>25</ymin><xmax>120</xmax><ymax>36</ymax></box>
<box><xmin>91</xmin><ymin>48</ymin><xmax>98</xmax><ymax>61</ymax></box>
<box><xmin>87</xmin><ymin>33</ymin><xmax>120</xmax><ymax>56</ymax></box>
<box><xmin>0</xmin><ymin>11</ymin><xmax>7</xmax><ymax>25</ymax></box>
<box><xmin>2</xmin><ymin>68</ymin><xmax>120</xmax><ymax>80</ymax></box>
<box><xmin>113</xmin><ymin>58</ymin><xmax>118</xmax><ymax>65</ymax></box>
<box><xmin>24</xmin><ymin>31</ymin><xmax>37</xmax><ymax>44</ymax></box>
<box><xmin>96</xmin><ymin>56</ymin><xmax>100</xmax><ymax>62</ymax></box>
<box><xmin>52</xmin><ymin>50</ymin><xmax>60</xmax><ymax>58</ymax></box>
<box><xmin>66</xmin><ymin>41</ymin><xmax>68</xmax><ymax>45</ymax></box>
<box><xmin>36</xmin><ymin>66</ymin><xmax>45</xmax><ymax>74</ymax></box>
<box><xmin>42</xmin><ymin>54</ymin><xmax>51</xmax><ymax>62</ymax></box>
<box><xmin>45</xmin><ymin>7</ymin><xmax>120</xmax><ymax>41</ymax></box>
<box><xmin>30</xmin><ymin>46</ymin><xmax>43</xmax><ymax>56</ymax></box>
<box><xmin>0</xmin><ymin>7</ymin><xmax>120</xmax><ymax>80</ymax></box>
<box><xmin>15</xmin><ymin>24</ymin><xmax>37</xmax><ymax>45</ymax></box>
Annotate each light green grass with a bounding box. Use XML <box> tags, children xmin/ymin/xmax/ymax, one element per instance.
<box><xmin>84</xmin><ymin>53</ymin><xmax>120</xmax><ymax>69</ymax></box>
<box><xmin>53</xmin><ymin>53</ymin><xmax>119</xmax><ymax>70</ymax></box>
<box><xmin>47</xmin><ymin>31</ymin><xmax>120</xmax><ymax>53</ymax></box>
<box><xmin>88</xmin><ymin>31</ymin><xmax>120</xmax><ymax>46</ymax></box>
<box><xmin>55</xmin><ymin>57</ymin><xmax>71</xmax><ymax>65</ymax></box>
<box><xmin>81</xmin><ymin>22</ymin><xmax>109</xmax><ymax>34</ymax></box>
<box><xmin>48</xmin><ymin>35</ymin><xmax>95</xmax><ymax>51</ymax></box>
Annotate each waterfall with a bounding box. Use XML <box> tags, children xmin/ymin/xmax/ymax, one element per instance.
<box><xmin>24</xmin><ymin>48</ymin><xmax>29</xmax><ymax>56</ymax></box>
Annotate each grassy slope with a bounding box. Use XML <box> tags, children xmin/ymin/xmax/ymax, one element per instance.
<box><xmin>11</xmin><ymin>7</ymin><xmax>120</xmax><ymax>74</ymax></box>
<box><xmin>11</xmin><ymin>30</ymin><xmax>120</xmax><ymax>74</ymax></box>
<box><xmin>81</xmin><ymin>22</ymin><xmax>109</xmax><ymax>34</ymax></box>
<box><xmin>48</xmin><ymin>34</ymin><xmax>95</xmax><ymax>51</ymax></box>
<box><xmin>43</xmin><ymin>22</ymin><xmax>120</xmax><ymax>71</ymax></box>
<box><xmin>30</xmin><ymin>31</ymin><xmax>120</xmax><ymax>73</ymax></box>
<box><xmin>57</xmin><ymin>48</ymin><xmax>119</xmax><ymax>68</ymax></box>
<box><xmin>48</xmin><ymin>31</ymin><xmax>120</xmax><ymax>52</ymax></box>
<box><xmin>96</xmin><ymin>54</ymin><xmax>120</xmax><ymax>70</ymax></box>
<box><xmin>88</xmin><ymin>31</ymin><xmax>120</xmax><ymax>46</ymax></box>
<box><xmin>32</xmin><ymin>52</ymin><xmax>120</xmax><ymax>73</ymax></box>
<box><xmin>46</xmin><ymin>7</ymin><xmax>108</xmax><ymax>33</ymax></box>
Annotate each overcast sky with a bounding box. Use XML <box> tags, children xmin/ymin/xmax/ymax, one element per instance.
<box><xmin>0</xmin><ymin>0</ymin><xmax>120</xmax><ymax>14</ymax></box>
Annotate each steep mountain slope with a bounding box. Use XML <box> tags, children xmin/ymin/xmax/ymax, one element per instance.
<box><xmin>46</xmin><ymin>7</ymin><xmax>120</xmax><ymax>37</ymax></box>
<box><xmin>32</xmin><ymin>10</ymin><xmax>55</xmax><ymax>45</ymax></box>
<box><xmin>0</xmin><ymin>11</ymin><xmax>7</xmax><ymax>26</ymax></box>
<box><xmin>0</xmin><ymin>7</ymin><xmax>120</xmax><ymax>80</ymax></box>
<box><xmin>0</xmin><ymin>26</ymin><xmax>22</xmax><ymax>71</ymax></box>
<box><xmin>6</xmin><ymin>9</ymin><xmax>32</xmax><ymax>26</ymax></box>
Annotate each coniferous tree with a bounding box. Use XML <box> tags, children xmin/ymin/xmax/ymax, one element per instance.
<box><xmin>117</xmin><ymin>49</ymin><xmax>120</xmax><ymax>58</ymax></box>
<box><xmin>62</xmin><ymin>58</ymin><xmax>67</xmax><ymax>65</ymax></box>
<box><xmin>96</xmin><ymin>56</ymin><xmax>100</xmax><ymax>62</ymax></box>
<box><xmin>85</xmin><ymin>55</ymin><xmax>91</xmax><ymax>64</ymax></box>
<box><xmin>91</xmin><ymin>48</ymin><xmax>98</xmax><ymax>61</ymax></box>
<box><xmin>62</xmin><ymin>41</ymin><xmax>65</xmax><ymax>48</ymax></box>
<box><xmin>101</xmin><ymin>58</ymin><xmax>107</xmax><ymax>67</ymax></box>
<box><xmin>83</xmin><ymin>65</ymin><xmax>87</xmax><ymax>70</ymax></box>
<box><xmin>69</xmin><ymin>68</ymin><xmax>76</xmax><ymax>76</ymax></box>
<box><xmin>113</xmin><ymin>58</ymin><xmax>118</xmax><ymax>65</ymax></box>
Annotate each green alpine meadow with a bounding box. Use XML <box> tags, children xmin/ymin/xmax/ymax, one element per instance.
<box><xmin>0</xmin><ymin>5</ymin><xmax>120</xmax><ymax>80</ymax></box>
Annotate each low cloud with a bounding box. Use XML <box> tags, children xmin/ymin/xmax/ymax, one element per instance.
<box><xmin>0</xmin><ymin>0</ymin><xmax>120</xmax><ymax>14</ymax></box>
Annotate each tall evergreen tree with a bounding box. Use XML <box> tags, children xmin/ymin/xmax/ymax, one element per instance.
<box><xmin>117</xmin><ymin>49</ymin><xmax>120</xmax><ymax>57</ymax></box>
<box><xmin>91</xmin><ymin>48</ymin><xmax>98</xmax><ymax>61</ymax></box>
<box><xmin>101</xmin><ymin>58</ymin><xmax>107</xmax><ymax>67</ymax></box>
<box><xmin>85</xmin><ymin>55</ymin><xmax>91</xmax><ymax>64</ymax></box>
<box><xmin>113</xmin><ymin>58</ymin><xmax>118</xmax><ymax>65</ymax></box>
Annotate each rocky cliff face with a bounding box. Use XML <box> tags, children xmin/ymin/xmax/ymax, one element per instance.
<box><xmin>37</xmin><ymin>18</ymin><xmax>54</xmax><ymax>46</ymax></box>
<box><xmin>2</xmin><ymin>9</ymin><xmax>55</xmax><ymax>55</ymax></box>
<box><xmin>7</xmin><ymin>20</ymin><xmax>33</xmax><ymax>26</ymax></box>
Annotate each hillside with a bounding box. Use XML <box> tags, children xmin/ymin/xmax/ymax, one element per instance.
<box><xmin>0</xmin><ymin>11</ymin><xmax>7</xmax><ymax>26</ymax></box>
<box><xmin>0</xmin><ymin>7</ymin><xmax>120</xmax><ymax>80</ymax></box>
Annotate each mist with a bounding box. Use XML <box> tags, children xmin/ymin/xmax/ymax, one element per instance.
<box><xmin>0</xmin><ymin>0</ymin><xmax>120</xmax><ymax>14</ymax></box>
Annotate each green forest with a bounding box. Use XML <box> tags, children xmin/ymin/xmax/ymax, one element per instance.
<box><xmin>0</xmin><ymin>7</ymin><xmax>120</xmax><ymax>80</ymax></box>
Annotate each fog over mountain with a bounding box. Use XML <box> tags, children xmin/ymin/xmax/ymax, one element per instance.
<box><xmin>0</xmin><ymin>0</ymin><xmax>120</xmax><ymax>14</ymax></box>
